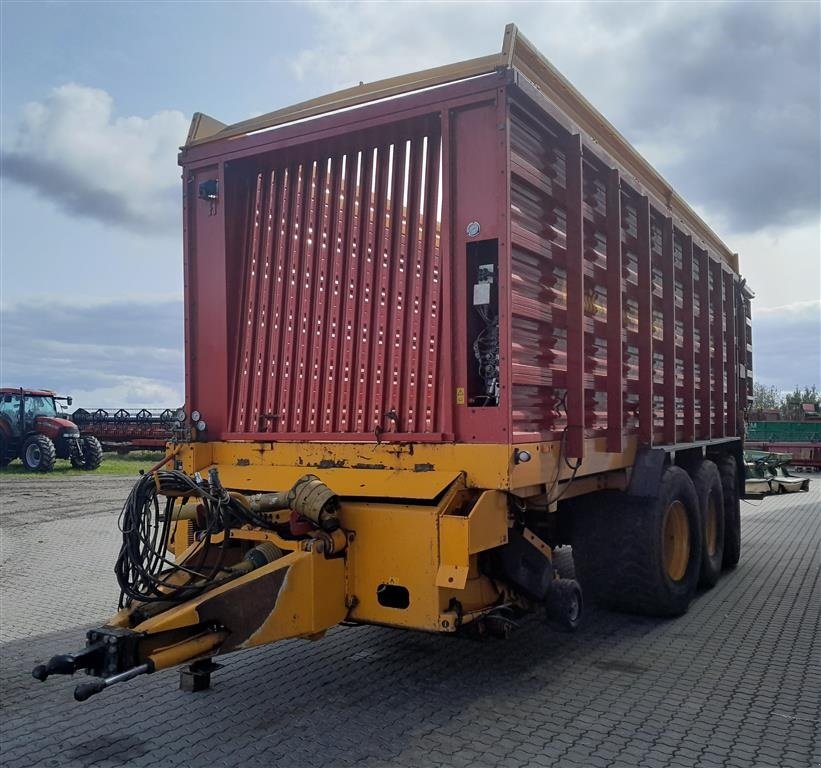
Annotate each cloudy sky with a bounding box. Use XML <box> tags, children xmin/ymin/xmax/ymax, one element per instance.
<box><xmin>1</xmin><ymin>1</ymin><xmax>819</xmax><ymax>408</ymax></box>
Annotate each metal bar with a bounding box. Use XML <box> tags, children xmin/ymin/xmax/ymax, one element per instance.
<box><xmin>736</xmin><ymin>281</ymin><xmax>747</xmax><ymax>412</ymax></box>
<box><xmin>235</xmin><ymin>173</ymin><xmax>264</xmax><ymax>432</ymax></box>
<box><xmin>182</xmin><ymin>170</ymin><xmax>194</xmax><ymax>431</ymax></box>
<box><xmin>636</xmin><ymin>195</ymin><xmax>653</xmax><ymax>445</ymax></box>
<box><xmin>293</xmin><ymin>161</ymin><xmax>320</xmax><ymax>432</ymax></box>
<box><xmin>223</xmin><ymin>174</ymin><xmax>246</xmax><ymax>430</ymax></box>
<box><xmin>404</xmin><ymin>139</ymin><xmax>426</xmax><ymax>432</ymax></box>
<box><xmin>354</xmin><ymin>147</ymin><xmax>379</xmax><ymax>432</ymax></box>
<box><xmin>220</xmin><ymin>431</ymin><xmax>448</xmax><ymax>443</ymax></box>
<box><xmin>432</xmin><ymin>123</ymin><xmax>448</xmax><ymax>436</ymax></box>
<box><xmin>402</xmin><ymin>136</ymin><xmax>425</xmax><ymax>433</ymax></box>
<box><xmin>681</xmin><ymin>234</ymin><xmax>695</xmax><ymax>443</ymax></box>
<box><xmin>249</xmin><ymin>170</ymin><xmax>276</xmax><ymax>432</ymax></box>
<box><xmin>564</xmin><ymin>133</ymin><xmax>585</xmax><ymax>459</ymax></box>
<box><xmin>661</xmin><ymin>216</ymin><xmax>676</xmax><ymax>444</ymax></box>
<box><xmin>697</xmin><ymin>247</ymin><xmax>711</xmax><ymax>440</ymax></box>
<box><xmin>280</xmin><ymin>163</ymin><xmax>306</xmax><ymax>431</ymax></box>
<box><xmin>265</xmin><ymin>165</ymin><xmax>291</xmax><ymax>431</ymax></box>
<box><xmin>386</xmin><ymin>140</ymin><xmax>411</xmax><ymax>432</ymax></box>
<box><xmin>306</xmin><ymin>155</ymin><xmax>343</xmax><ymax>432</ymax></box>
<box><xmin>711</xmin><ymin>260</ymin><xmax>725</xmax><ymax>438</ymax></box>
<box><xmin>322</xmin><ymin>153</ymin><xmax>351</xmax><ymax>432</ymax></box>
<box><xmin>724</xmin><ymin>270</ymin><xmax>738</xmax><ymax>437</ymax></box>
<box><xmin>370</xmin><ymin>143</ymin><xmax>395</xmax><ymax>432</ymax></box>
<box><xmin>338</xmin><ymin>151</ymin><xmax>365</xmax><ymax>432</ymax></box>
<box><xmin>605</xmin><ymin>167</ymin><xmax>623</xmax><ymax>452</ymax></box>
<box><xmin>498</xmin><ymin>85</ymin><xmax>513</xmax><ymax>444</ymax></box>
<box><xmin>741</xmin><ymin>282</ymin><xmax>752</xmax><ymax>410</ymax></box>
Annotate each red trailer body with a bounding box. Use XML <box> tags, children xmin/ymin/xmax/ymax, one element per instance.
<box><xmin>179</xmin><ymin>57</ymin><xmax>752</xmax><ymax>460</ymax></box>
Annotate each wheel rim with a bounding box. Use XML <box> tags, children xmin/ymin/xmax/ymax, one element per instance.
<box><xmin>566</xmin><ymin>594</ymin><xmax>580</xmax><ymax>624</ymax></box>
<box><xmin>705</xmin><ymin>497</ymin><xmax>718</xmax><ymax>557</ymax></box>
<box><xmin>25</xmin><ymin>443</ymin><xmax>41</xmax><ymax>466</ymax></box>
<box><xmin>662</xmin><ymin>500</ymin><xmax>690</xmax><ymax>581</ymax></box>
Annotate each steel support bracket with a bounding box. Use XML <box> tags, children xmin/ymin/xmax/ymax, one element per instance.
<box><xmin>179</xmin><ymin>658</ymin><xmax>222</xmax><ymax>693</ymax></box>
<box><xmin>627</xmin><ymin>446</ymin><xmax>668</xmax><ymax>498</ymax></box>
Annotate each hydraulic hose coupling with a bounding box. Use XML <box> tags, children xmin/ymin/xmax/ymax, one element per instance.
<box><xmin>288</xmin><ymin>474</ymin><xmax>340</xmax><ymax>531</ymax></box>
<box><xmin>249</xmin><ymin>492</ymin><xmax>290</xmax><ymax>514</ymax></box>
<box><xmin>239</xmin><ymin>541</ymin><xmax>282</xmax><ymax>571</ymax></box>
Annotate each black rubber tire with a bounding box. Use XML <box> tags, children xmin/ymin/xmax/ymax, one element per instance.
<box><xmin>717</xmin><ymin>455</ymin><xmax>741</xmax><ymax>569</ymax></box>
<box><xmin>572</xmin><ymin>466</ymin><xmax>702</xmax><ymax>617</ymax></box>
<box><xmin>21</xmin><ymin>434</ymin><xmax>56</xmax><ymax>472</ymax></box>
<box><xmin>70</xmin><ymin>435</ymin><xmax>103</xmax><ymax>470</ymax></box>
<box><xmin>692</xmin><ymin>460</ymin><xmax>725</xmax><ymax>589</ymax></box>
<box><xmin>545</xmin><ymin>579</ymin><xmax>583</xmax><ymax>632</ymax></box>
<box><xmin>0</xmin><ymin>434</ymin><xmax>11</xmax><ymax>467</ymax></box>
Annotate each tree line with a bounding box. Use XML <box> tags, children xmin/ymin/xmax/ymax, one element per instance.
<box><xmin>751</xmin><ymin>383</ymin><xmax>821</xmax><ymax>419</ymax></box>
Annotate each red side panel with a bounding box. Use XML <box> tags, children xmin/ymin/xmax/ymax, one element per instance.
<box><xmin>185</xmin><ymin>163</ymin><xmax>229</xmax><ymax>436</ymax></box>
<box><xmin>451</xmin><ymin>99</ymin><xmax>510</xmax><ymax>443</ymax></box>
<box><xmin>506</xmin><ymin>90</ymin><xmax>745</xmax><ymax>447</ymax></box>
<box><xmin>508</xmin><ymin>106</ymin><xmax>631</xmax><ymax>450</ymax></box>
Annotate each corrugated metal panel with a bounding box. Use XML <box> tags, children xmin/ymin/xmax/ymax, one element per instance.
<box><xmin>507</xmin><ymin>99</ymin><xmax>743</xmax><ymax>447</ymax></box>
<box><xmin>509</xmin><ymin>106</ymin><xmax>628</xmax><ymax>448</ymax></box>
<box><xmin>225</xmin><ymin>117</ymin><xmax>445</xmax><ymax>439</ymax></box>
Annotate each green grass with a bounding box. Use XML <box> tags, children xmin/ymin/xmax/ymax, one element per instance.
<box><xmin>0</xmin><ymin>451</ymin><xmax>166</xmax><ymax>477</ymax></box>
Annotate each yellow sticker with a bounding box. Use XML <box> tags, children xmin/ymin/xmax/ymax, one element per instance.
<box><xmin>456</xmin><ymin>387</ymin><xmax>465</xmax><ymax>405</ymax></box>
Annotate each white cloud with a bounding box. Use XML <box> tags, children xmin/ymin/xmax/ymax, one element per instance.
<box><xmin>730</xmin><ymin>218</ymin><xmax>821</xmax><ymax>309</ymax></box>
<box><xmin>1</xmin><ymin>84</ymin><xmax>188</xmax><ymax>233</ymax></box>
<box><xmin>68</xmin><ymin>379</ymin><xmax>183</xmax><ymax>411</ymax></box>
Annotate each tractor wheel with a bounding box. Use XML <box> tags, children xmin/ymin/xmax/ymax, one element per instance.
<box><xmin>717</xmin><ymin>455</ymin><xmax>741</xmax><ymax>569</ymax></box>
<box><xmin>692</xmin><ymin>460</ymin><xmax>725</xmax><ymax>590</ymax></box>
<box><xmin>572</xmin><ymin>466</ymin><xmax>702</xmax><ymax>617</ymax></box>
<box><xmin>70</xmin><ymin>435</ymin><xmax>104</xmax><ymax>470</ymax></box>
<box><xmin>545</xmin><ymin>579</ymin><xmax>583</xmax><ymax>632</ymax></box>
<box><xmin>21</xmin><ymin>435</ymin><xmax>57</xmax><ymax>472</ymax></box>
<box><xmin>0</xmin><ymin>434</ymin><xmax>11</xmax><ymax>467</ymax></box>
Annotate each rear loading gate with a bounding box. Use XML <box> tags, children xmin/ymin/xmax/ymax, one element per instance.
<box><xmin>182</xmin><ymin>71</ymin><xmax>751</xmax><ymax>453</ymax></box>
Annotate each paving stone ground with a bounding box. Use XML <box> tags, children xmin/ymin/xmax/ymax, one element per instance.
<box><xmin>1</xmin><ymin>471</ymin><xmax>819</xmax><ymax>768</ymax></box>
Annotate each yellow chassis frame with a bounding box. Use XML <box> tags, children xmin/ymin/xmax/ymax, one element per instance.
<box><xmin>98</xmin><ymin>437</ymin><xmax>635</xmax><ymax>675</ymax></box>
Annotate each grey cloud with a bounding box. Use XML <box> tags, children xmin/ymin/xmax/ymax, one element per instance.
<box><xmin>617</xmin><ymin>3</ymin><xmax>821</xmax><ymax>232</ymax></box>
<box><xmin>1</xmin><ymin>84</ymin><xmax>188</xmax><ymax>234</ymax></box>
<box><xmin>0</xmin><ymin>297</ymin><xmax>183</xmax><ymax>406</ymax></box>
<box><xmin>296</xmin><ymin>2</ymin><xmax>820</xmax><ymax>234</ymax></box>
<box><xmin>1</xmin><ymin>153</ymin><xmax>178</xmax><ymax>233</ymax></box>
<box><xmin>752</xmin><ymin>302</ymin><xmax>821</xmax><ymax>390</ymax></box>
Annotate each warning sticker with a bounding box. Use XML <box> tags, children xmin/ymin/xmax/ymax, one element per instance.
<box><xmin>456</xmin><ymin>387</ymin><xmax>466</xmax><ymax>405</ymax></box>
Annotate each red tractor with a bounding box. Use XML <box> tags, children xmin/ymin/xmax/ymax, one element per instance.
<box><xmin>0</xmin><ymin>388</ymin><xmax>103</xmax><ymax>472</ymax></box>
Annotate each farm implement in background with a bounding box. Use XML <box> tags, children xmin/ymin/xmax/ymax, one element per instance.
<box><xmin>70</xmin><ymin>408</ymin><xmax>186</xmax><ymax>453</ymax></box>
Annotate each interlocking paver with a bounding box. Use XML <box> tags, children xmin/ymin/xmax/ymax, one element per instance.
<box><xmin>1</xmin><ymin>473</ymin><xmax>819</xmax><ymax>768</ymax></box>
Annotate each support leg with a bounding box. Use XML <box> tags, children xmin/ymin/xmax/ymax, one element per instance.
<box><xmin>179</xmin><ymin>658</ymin><xmax>221</xmax><ymax>692</ymax></box>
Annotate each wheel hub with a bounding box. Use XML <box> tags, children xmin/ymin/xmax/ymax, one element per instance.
<box><xmin>705</xmin><ymin>497</ymin><xmax>718</xmax><ymax>557</ymax></box>
<box><xmin>26</xmin><ymin>443</ymin><xmax>41</xmax><ymax>465</ymax></box>
<box><xmin>662</xmin><ymin>500</ymin><xmax>690</xmax><ymax>582</ymax></box>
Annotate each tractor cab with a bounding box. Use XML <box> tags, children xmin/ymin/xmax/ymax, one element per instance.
<box><xmin>0</xmin><ymin>388</ymin><xmax>103</xmax><ymax>472</ymax></box>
